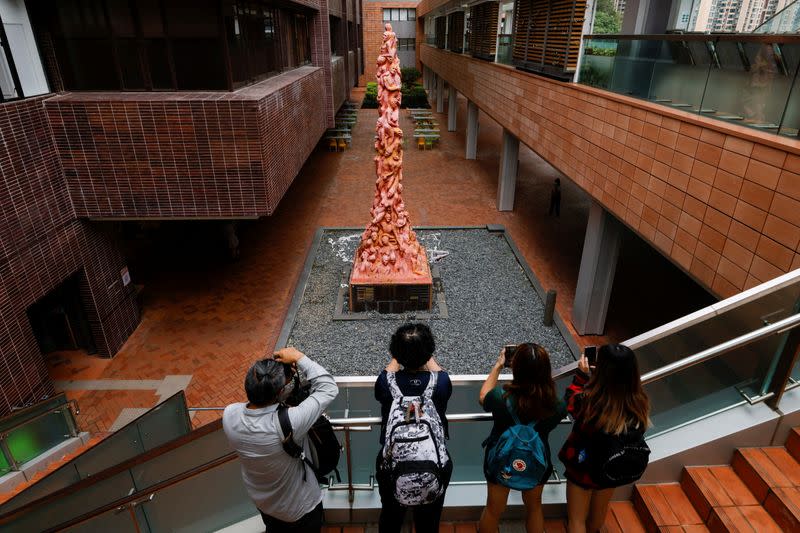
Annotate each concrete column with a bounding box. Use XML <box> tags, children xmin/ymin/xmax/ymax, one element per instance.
<box><xmin>571</xmin><ymin>202</ymin><xmax>622</xmax><ymax>336</ymax></box>
<box><xmin>466</xmin><ymin>100</ymin><xmax>478</xmax><ymax>159</ymax></box>
<box><xmin>436</xmin><ymin>76</ymin><xmax>445</xmax><ymax>113</ymax></box>
<box><xmin>447</xmin><ymin>85</ymin><xmax>457</xmax><ymax>131</ymax></box>
<box><xmin>430</xmin><ymin>73</ymin><xmax>438</xmax><ymax>103</ymax></box>
<box><xmin>497</xmin><ymin>129</ymin><xmax>519</xmax><ymax>211</ymax></box>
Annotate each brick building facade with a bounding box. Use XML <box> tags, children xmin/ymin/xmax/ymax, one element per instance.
<box><xmin>359</xmin><ymin>0</ymin><xmax>420</xmax><ymax>86</ymax></box>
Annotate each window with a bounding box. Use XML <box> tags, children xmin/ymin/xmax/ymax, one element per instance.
<box><xmin>382</xmin><ymin>8</ymin><xmax>416</xmax><ymax>22</ymax></box>
<box><xmin>27</xmin><ymin>0</ymin><xmax>311</xmax><ymax>92</ymax></box>
<box><xmin>398</xmin><ymin>38</ymin><xmax>415</xmax><ymax>51</ymax></box>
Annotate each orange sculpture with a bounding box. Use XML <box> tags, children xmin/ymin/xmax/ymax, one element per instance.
<box><xmin>349</xmin><ymin>23</ymin><xmax>433</xmax><ymax>311</ymax></box>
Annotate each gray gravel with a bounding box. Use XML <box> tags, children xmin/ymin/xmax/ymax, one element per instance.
<box><xmin>286</xmin><ymin>228</ymin><xmax>575</xmax><ymax>375</ymax></box>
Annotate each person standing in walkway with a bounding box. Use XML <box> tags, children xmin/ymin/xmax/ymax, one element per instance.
<box><xmin>223</xmin><ymin>347</ymin><xmax>339</xmax><ymax>532</ymax></box>
<box><xmin>560</xmin><ymin>344</ymin><xmax>651</xmax><ymax>533</ymax></box>
<box><xmin>548</xmin><ymin>178</ymin><xmax>561</xmax><ymax>217</ymax></box>
<box><xmin>374</xmin><ymin>323</ymin><xmax>453</xmax><ymax>533</ymax></box>
<box><xmin>478</xmin><ymin>343</ymin><xmax>566</xmax><ymax>533</ymax></box>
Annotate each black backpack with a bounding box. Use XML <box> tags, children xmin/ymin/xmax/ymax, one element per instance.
<box><xmin>278</xmin><ymin>406</ymin><xmax>342</xmax><ymax>484</ymax></box>
<box><xmin>586</xmin><ymin>429</ymin><xmax>650</xmax><ymax>487</ymax></box>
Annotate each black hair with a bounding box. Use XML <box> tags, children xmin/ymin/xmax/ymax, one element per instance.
<box><xmin>555</xmin><ymin>178</ymin><xmax>561</xmax><ymax>185</ymax></box>
<box><xmin>389</xmin><ymin>323</ymin><xmax>435</xmax><ymax>370</ymax></box>
<box><xmin>244</xmin><ymin>359</ymin><xmax>291</xmax><ymax>406</ymax></box>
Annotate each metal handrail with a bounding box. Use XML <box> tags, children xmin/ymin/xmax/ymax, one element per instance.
<box><xmin>582</xmin><ymin>32</ymin><xmax>800</xmax><ymax>43</ymax></box>
<box><xmin>641</xmin><ymin>313</ymin><xmax>800</xmax><ymax>385</ymax></box>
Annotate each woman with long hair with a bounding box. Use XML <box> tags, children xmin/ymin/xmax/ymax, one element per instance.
<box><xmin>478</xmin><ymin>343</ymin><xmax>567</xmax><ymax>532</ymax></box>
<box><xmin>560</xmin><ymin>344</ymin><xmax>651</xmax><ymax>533</ymax></box>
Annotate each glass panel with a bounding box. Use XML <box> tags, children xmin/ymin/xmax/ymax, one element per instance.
<box><xmin>0</xmin><ymin>32</ymin><xmax>21</xmax><ymax>99</ymax></box>
<box><xmin>73</xmin><ymin>423</ymin><xmax>145</xmax><ymax>478</ymax></box>
<box><xmin>131</xmin><ymin>429</ymin><xmax>231</xmax><ymax>489</ymax></box>
<box><xmin>6</xmin><ymin>410</ymin><xmax>70</xmax><ymax>466</ymax></box>
<box><xmin>0</xmin><ymin>446</ymin><xmax>11</xmax><ymax>476</ymax></box>
<box><xmin>496</xmin><ymin>35</ymin><xmax>512</xmax><ymax>66</ymax></box>
<box><xmin>579</xmin><ymin>38</ymin><xmax>616</xmax><ymax>89</ymax></box>
<box><xmin>139</xmin><ymin>459</ymin><xmax>257</xmax><ymax>532</ymax></box>
<box><xmin>5</xmin><ymin>471</ymin><xmax>136</xmax><ymax>532</ymax></box>
<box><xmin>648</xmin><ymin>40</ymin><xmax>710</xmax><ymax>111</ymax></box>
<box><xmin>634</xmin><ymin>281</ymin><xmax>800</xmax><ymax>375</ymax></box>
<box><xmin>399</xmin><ymin>9</ymin><xmax>408</xmax><ymax>22</ymax></box>
<box><xmin>0</xmin><ymin>463</ymin><xmax>81</xmax><ymax>512</ymax></box>
<box><xmin>383</xmin><ymin>9</ymin><xmax>390</xmax><ymax>22</ymax></box>
<box><xmin>645</xmin><ymin>335</ymin><xmax>787</xmax><ymax>436</ymax></box>
<box><xmin>136</xmin><ymin>394</ymin><xmax>191</xmax><ymax>451</ymax></box>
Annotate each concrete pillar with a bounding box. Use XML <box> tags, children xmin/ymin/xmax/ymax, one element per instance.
<box><xmin>431</xmin><ymin>73</ymin><xmax>438</xmax><ymax>103</ymax></box>
<box><xmin>436</xmin><ymin>76</ymin><xmax>445</xmax><ymax>113</ymax></box>
<box><xmin>466</xmin><ymin>100</ymin><xmax>478</xmax><ymax>159</ymax></box>
<box><xmin>497</xmin><ymin>129</ymin><xmax>519</xmax><ymax>211</ymax></box>
<box><xmin>447</xmin><ymin>85</ymin><xmax>457</xmax><ymax>131</ymax></box>
<box><xmin>571</xmin><ymin>202</ymin><xmax>622</xmax><ymax>336</ymax></box>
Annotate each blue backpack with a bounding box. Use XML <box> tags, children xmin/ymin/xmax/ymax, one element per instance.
<box><xmin>485</xmin><ymin>398</ymin><xmax>548</xmax><ymax>490</ymax></box>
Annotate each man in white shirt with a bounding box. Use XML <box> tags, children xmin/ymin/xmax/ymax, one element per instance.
<box><xmin>223</xmin><ymin>347</ymin><xmax>339</xmax><ymax>531</ymax></box>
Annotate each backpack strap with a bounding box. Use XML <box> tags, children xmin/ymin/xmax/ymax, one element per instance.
<box><xmin>386</xmin><ymin>371</ymin><xmax>403</xmax><ymax>400</ymax></box>
<box><xmin>422</xmin><ymin>371</ymin><xmax>437</xmax><ymax>402</ymax></box>
<box><xmin>277</xmin><ymin>405</ymin><xmax>317</xmax><ymax>482</ymax></box>
<box><xmin>505</xmin><ymin>396</ymin><xmax>539</xmax><ymax>428</ymax></box>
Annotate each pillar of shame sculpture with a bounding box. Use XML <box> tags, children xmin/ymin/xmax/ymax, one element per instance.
<box><xmin>349</xmin><ymin>23</ymin><xmax>433</xmax><ymax>312</ymax></box>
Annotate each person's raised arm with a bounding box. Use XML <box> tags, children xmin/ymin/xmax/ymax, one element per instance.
<box><xmin>564</xmin><ymin>354</ymin><xmax>590</xmax><ymax>416</ymax></box>
<box><xmin>479</xmin><ymin>348</ymin><xmax>506</xmax><ymax>406</ymax></box>
<box><xmin>275</xmin><ymin>347</ymin><xmax>339</xmax><ymax>439</ymax></box>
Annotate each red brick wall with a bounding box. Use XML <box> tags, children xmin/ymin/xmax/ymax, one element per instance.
<box><xmin>45</xmin><ymin>66</ymin><xmax>328</xmax><ymax>219</ymax></box>
<box><xmin>359</xmin><ymin>0</ymin><xmax>420</xmax><ymax>86</ymax></box>
<box><xmin>422</xmin><ymin>45</ymin><xmax>800</xmax><ymax>298</ymax></box>
<box><xmin>0</xmin><ymin>97</ymin><xmax>139</xmax><ymax>415</ymax></box>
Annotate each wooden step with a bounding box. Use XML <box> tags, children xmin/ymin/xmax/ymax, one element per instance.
<box><xmin>634</xmin><ymin>483</ymin><xmax>705</xmax><ymax>532</ymax></box>
<box><xmin>604</xmin><ymin>501</ymin><xmax>647</xmax><ymax>533</ymax></box>
<box><xmin>786</xmin><ymin>428</ymin><xmax>800</xmax><ymax>463</ymax></box>
<box><xmin>656</xmin><ymin>527</ymin><xmax>709</xmax><ymax>532</ymax></box>
<box><xmin>680</xmin><ymin>466</ymin><xmax>758</xmax><ymax>522</ymax></box>
<box><xmin>732</xmin><ymin>447</ymin><xmax>800</xmax><ymax>502</ymax></box>
<box><xmin>763</xmin><ymin>486</ymin><xmax>800</xmax><ymax>531</ymax></box>
<box><xmin>707</xmin><ymin>505</ymin><xmax>782</xmax><ymax>533</ymax></box>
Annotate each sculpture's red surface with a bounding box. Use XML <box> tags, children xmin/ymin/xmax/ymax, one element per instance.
<box><xmin>350</xmin><ymin>24</ymin><xmax>432</xmax><ymax>286</ymax></box>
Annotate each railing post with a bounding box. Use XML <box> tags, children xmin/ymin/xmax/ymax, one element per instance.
<box><xmin>766</xmin><ymin>326</ymin><xmax>800</xmax><ymax>409</ymax></box>
<box><xmin>0</xmin><ymin>436</ymin><xmax>19</xmax><ymax>472</ymax></box>
<box><xmin>62</xmin><ymin>404</ymin><xmax>79</xmax><ymax>438</ymax></box>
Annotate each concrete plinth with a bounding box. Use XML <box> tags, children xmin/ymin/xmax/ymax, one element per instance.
<box><xmin>571</xmin><ymin>202</ymin><xmax>621</xmax><ymax>335</ymax></box>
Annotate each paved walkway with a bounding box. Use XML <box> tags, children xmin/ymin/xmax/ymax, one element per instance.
<box><xmin>44</xmin><ymin>87</ymin><xmax>714</xmax><ymax>435</ymax></box>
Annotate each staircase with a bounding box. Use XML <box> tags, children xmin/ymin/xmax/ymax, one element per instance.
<box><xmin>603</xmin><ymin>428</ymin><xmax>800</xmax><ymax>532</ymax></box>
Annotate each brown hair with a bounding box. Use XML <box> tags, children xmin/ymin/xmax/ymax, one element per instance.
<box><xmin>579</xmin><ymin>344</ymin><xmax>651</xmax><ymax>435</ymax></box>
<box><xmin>503</xmin><ymin>343</ymin><xmax>558</xmax><ymax>422</ymax></box>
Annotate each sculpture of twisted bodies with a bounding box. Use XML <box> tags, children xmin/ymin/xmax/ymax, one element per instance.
<box><xmin>351</xmin><ymin>23</ymin><xmax>430</xmax><ymax>283</ymax></box>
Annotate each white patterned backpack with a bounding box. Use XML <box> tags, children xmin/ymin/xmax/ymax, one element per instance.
<box><xmin>381</xmin><ymin>371</ymin><xmax>448</xmax><ymax>506</ymax></box>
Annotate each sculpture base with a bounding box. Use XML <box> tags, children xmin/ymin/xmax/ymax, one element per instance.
<box><xmin>349</xmin><ymin>262</ymin><xmax>434</xmax><ymax>313</ymax></box>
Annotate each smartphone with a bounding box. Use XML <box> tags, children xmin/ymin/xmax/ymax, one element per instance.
<box><xmin>584</xmin><ymin>345</ymin><xmax>597</xmax><ymax>366</ymax></box>
<box><xmin>503</xmin><ymin>344</ymin><xmax>518</xmax><ymax>367</ymax></box>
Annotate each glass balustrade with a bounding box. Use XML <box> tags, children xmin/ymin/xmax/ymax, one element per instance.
<box><xmin>579</xmin><ymin>35</ymin><xmax>800</xmax><ymax>138</ymax></box>
<box><xmin>496</xmin><ymin>35</ymin><xmax>513</xmax><ymax>66</ymax></box>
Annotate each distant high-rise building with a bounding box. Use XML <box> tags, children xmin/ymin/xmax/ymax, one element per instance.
<box><xmin>687</xmin><ymin>0</ymin><xmax>791</xmax><ymax>32</ymax></box>
<box><xmin>614</xmin><ymin>0</ymin><xmax>627</xmax><ymax>15</ymax></box>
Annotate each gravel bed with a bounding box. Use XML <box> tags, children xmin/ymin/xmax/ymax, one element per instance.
<box><xmin>286</xmin><ymin>228</ymin><xmax>575</xmax><ymax>375</ymax></box>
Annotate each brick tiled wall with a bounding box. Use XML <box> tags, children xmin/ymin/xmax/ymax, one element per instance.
<box><xmin>0</xmin><ymin>97</ymin><xmax>139</xmax><ymax>415</ymax></box>
<box><xmin>422</xmin><ymin>45</ymin><xmax>800</xmax><ymax>298</ymax></box>
<box><xmin>45</xmin><ymin>66</ymin><xmax>327</xmax><ymax>219</ymax></box>
<box><xmin>360</xmin><ymin>0</ymin><xmax>420</xmax><ymax>86</ymax></box>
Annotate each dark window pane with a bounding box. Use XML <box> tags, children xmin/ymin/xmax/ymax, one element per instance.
<box><xmin>408</xmin><ymin>9</ymin><xmax>416</xmax><ymax>21</ymax></box>
<box><xmin>172</xmin><ymin>39</ymin><xmax>226</xmax><ymax>89</ymax></box>
<box><xmin>116</xmin><ymin>39</ymin><xmax>145</xmax><ymax>89</ymax></box>
<box><xmin>55</xmin><ymin>38</ymin><xmax>119</xmax><ymax>89</ymax></box>
<box><xmin>107</xmin><ymin>0</ymin><xmax>136</xmax><ymax>37</ymax></box>
<box><xmin>145</xmin><ymin>39</ymin><xmax>172</xmax><ymax>89</ymax></box>
<box><xmin>138</xmin><ymin>0</ymin><xmax>165</xmax><ymax>37</ymax></box>
<box><xmin>165</xmin><ymin>0</ymin><xmax>219</xmax><ymax>38</ymax></box>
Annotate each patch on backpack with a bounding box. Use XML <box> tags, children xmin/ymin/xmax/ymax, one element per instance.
<box><xmin>512</xmin><ymin>459</ymin><xmax>527</xmax><ymax>472</ymax></box>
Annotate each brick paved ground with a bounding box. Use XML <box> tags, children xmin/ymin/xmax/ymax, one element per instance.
<box><xmin>45</xmin><ymin>87</ymin><xmax>714</xmax><ymax>436</ymax></box>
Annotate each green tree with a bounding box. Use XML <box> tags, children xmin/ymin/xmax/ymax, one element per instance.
<box><xmin>593</xmin><ymin>0</ymin><xmax>621</xmax><ymax>34</ymax></box>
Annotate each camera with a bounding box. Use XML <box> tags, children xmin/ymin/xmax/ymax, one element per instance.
<box><xmin>503</xmin><ymin>344</ymin><xmax>518</xmax><ymax>368</ymax></box>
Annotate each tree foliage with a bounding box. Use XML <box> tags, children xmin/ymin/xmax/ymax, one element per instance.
<box><xmin>593</xmin><ymin>0</ymin><xmax>621</xmax><ymax>35</ymax></box>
